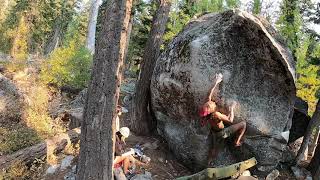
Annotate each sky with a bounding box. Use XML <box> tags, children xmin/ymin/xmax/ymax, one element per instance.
<box><xmin>240</xmin><ymin>0</ymin><xmax>320</xmax><ymax>33</ymax></box>
<box><xmin>106</xmin><ymin>0</ymin><xmax>320</xmax><ymax>33</ymax></box>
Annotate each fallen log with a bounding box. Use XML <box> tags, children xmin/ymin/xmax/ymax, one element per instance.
<box><xmin>175</xmin><ymin>157</ymin><xmax>257</xmax><ymax>180</ymax></box>
<box><xmin>0</xmin><ymin>128</ymin><xmax>81</xmax><ymax>170</ymax></box>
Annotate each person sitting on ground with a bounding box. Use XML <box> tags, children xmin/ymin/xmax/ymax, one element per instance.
<box><xmin>199</xmin><ymin>73</ymin><xmax>246</xmax><ymax>165</ymax></box>
<box><xmin>113</xmin><ymin>127</ymin><xmax>149</xmax><ymax>179</ymax></box>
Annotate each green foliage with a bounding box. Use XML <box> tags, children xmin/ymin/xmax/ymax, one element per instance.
<box><xmin>252</xmin><ymin>0</ymin><xmax>262</xmax><ymax>15</ymax></box>
<box><xmin>2</xmin><ymin>16</ymin><xmax>30</xmax><ymax>72</ymax></box>
<box><xmin>276</xmin><ymin>0</ymin><xmax>320</xmax><ymax>114</ymax></box>
<box><xmin>0</xmin><ymin>126</ymin><xmax>41</xmax><ymax>154</ymax></box>
<box><xmin>11</xmin><ymin>16</ymin><xmax>29</xmax><ymax>61</ymax></box>
<box><xmin>0</xmin><ymin>0</ymin><xmax>79</xmax><ymax>54</ymax></box>
<box><xmin>0</xmin><ymin>157</ymin><xmax>46</xmax><ymax>180</ymax></box>
<box><xmin>277</xmin><ymin>0</ymin><xmax>302</xmax><ymax>55</ymax></box>
<box><xmin>126</xmin><ymin>1</ymin><xmax>157</xmax><ymax>74</ymax></box>
<box><xmin>41</xmin><ymin>41</ymin><xmax>92</xmax><ymax>89</ymax></box>
<box><xmin>225</xmin><ymin>0</ymin><xmax>240</xmax><ymax>9</ymax></box>
<box><xmin>294</xmin><ymin>35</ymin><xmax>320</xmax><ymax>115</ymax></box>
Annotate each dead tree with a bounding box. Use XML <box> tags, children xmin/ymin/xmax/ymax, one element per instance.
<box><xmin>86</xmin><ymin>0</ymin><xmax>102</xmax><ymax>54</ymax></box>
<box><xmin>131</xmin><ymin>0</ymin><xmax>172</xmax><ymax>135</ymax></box>
<box><xmin>76</xmin><ymin>0</ymin><xmax>133</xmax><ymax>179</ymax></box>
<box><xmin>296</xmin><ymin>100</ymin><xmax>320</xmax><ymax>165</ymax></box>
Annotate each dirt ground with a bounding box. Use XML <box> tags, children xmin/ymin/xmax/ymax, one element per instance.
<box><xmin>43</xmin><ymin>133</ymin><xmax>191</xmax><ymax>180</ymax></box>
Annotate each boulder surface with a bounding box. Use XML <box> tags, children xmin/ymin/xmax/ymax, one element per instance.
<box><xmin>151</xmin><ymin>10</ymin><xmax>296</xmax><ymax>172</ymax></box>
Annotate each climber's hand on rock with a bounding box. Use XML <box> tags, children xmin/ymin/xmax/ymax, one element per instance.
<box><xmin>215</xmin><ymin>73</ymin><xmax>223</xmax><ymax>84</ymax></box>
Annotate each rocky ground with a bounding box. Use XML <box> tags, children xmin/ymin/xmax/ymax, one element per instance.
<box><xmin>0</xmin><ymin>59</ymin><xmax>313</xmax><ymax>180</ymax></box>
<box><xmin>0</xmin><ymin>61</ymin><xmax>192</xmax><ymax>179</ymax></box>
<box><xmin>43</xmin><ymin>134</ymin><xmax>191</xmax><ymax>180</ymax></box>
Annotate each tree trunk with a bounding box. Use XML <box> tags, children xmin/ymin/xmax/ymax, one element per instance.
<box><xmin>44</xmin><ymin>23</ymin><xmax>61</xmax><ymax>55</ymax></box>
<box><xmin>124</xmin><ymin>16</ymin><xmax>133</xmax><ymax>73</ymax></box>
<box><xmin>86</xmin><ymin>0</ymin><xmax>103</xmax><ymax>54</ymax></box>
<box><xmin>0</xmin><ymin>128</ymin><xmax>80</xmax><ymax>170</ymax></box>
<box><xmin>76</xmin><ymin>0</ymin><xmax>133</xmax><ymax>179</ymax></box>
<box><xmin>308</xmin><ymin>142</ymin><xmax>320</xmax><ymax>179</ymax></box>
<box><xmin>308</xmin><ymin>126</ymin><xmax>320</xmax><ymax>157</ymax></box>
<box><xmin>130</xmin><ymin>0</ymin><xmax>172</xmax><ymax>135</ymax></box>
<box><xmin>296</xmin><ymin>100</ymin><xmax>320</xmax><ymax>165</ymax></box>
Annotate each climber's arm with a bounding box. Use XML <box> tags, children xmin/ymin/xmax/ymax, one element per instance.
<box><xmin>213</xmin><ymin>111</ymin><xmax>233</xmax><ymax>124</ymax></box>
<box><xmin>208</xmin><ymin>73</ymin><xmax>223</xmax><ymax>102</ymax></box>
<box><xmin>213</xmin><ymin>101</ymin><xmax>236</xmax><ymax>124</ymax></box>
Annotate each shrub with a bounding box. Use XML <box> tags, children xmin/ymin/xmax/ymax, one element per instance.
<box><xmin>41</xmin><ymin>41</ymin><xmax>92</xmax><ymax>89</ymax></box>
<box><xmin>0</xmin><ymin>126</ymin><xmax>41</xmax><ymax>155</ymax></box>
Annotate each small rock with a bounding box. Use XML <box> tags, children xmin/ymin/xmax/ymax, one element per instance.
<box><xmin>121</xmin><ymin>106</ymin><xmax>128</xmax><ymax>113</ymax></box>
<box><xmin>142</xmin><ymin>140</ymin><xmax>159</xmax><ymax>150</ymax></box>
<box><xmin>71</xmin><ymin>165</ymin><xmax>77</xmax><ymax>173</ymax></box>
<box><xmin>150</xmin><ymin>140</ymin><xmax>159</xmax><ymax>150</ymax></box>
<box><xmin>131</xmin><ymin>171</ymin><xmax>153</xmax><ymax>180</ymax></box>
<box><xmin>64</xmin><ymin>171</ymin><xmax>76</xmax><ymax>180</ymax></box>
<box><xmin>241</xmin><ymin>170</ymin><xmax>251</xmax><ymax>176</ymax></box>
<box><xmin>291</xmin><ymin>166</ymin><xmax>312</xmax><ymax>180</ymax></box>
<box><xmin>266</xmin><ymin>169</ymin><xmax>280</xmax><ymax>180</ymax></box>
<box><xmin>61</xmin><ymin>155</ymin><xmax>74</xmax><ymax>170</ymax></box>
<box><xmin>120</xmin><ymin>81</ymin><xmax>136</xmax><ymax>94</ymax></box>
<box><xmin>123</xmin><ymin>95</ymin><xmax>132</xmax><ymax>106</ymax></box>
<box><xmin>158</xmin><ymin>157</ymin><xmax>164</xmax><ymax>163</ymax></box>
<box><xmin>141</xmin><ymin>142</ymin><xmax>152</xmax><ymax>149</ymax></box>
<box><xmin>46</xmin><ymin>164</ymin><xmax>60</xmax><ymax>174</ymax></box>
<box><xmin>237</xmin><ymin>176</ymin><xmax>258</xmax><ymax>180</ymax></box>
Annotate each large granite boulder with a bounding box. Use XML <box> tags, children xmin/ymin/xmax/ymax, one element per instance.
<box><xmin>151</xmin><ymin>10</ymin><xmax>296</xmax><ymax>172</ymax></box>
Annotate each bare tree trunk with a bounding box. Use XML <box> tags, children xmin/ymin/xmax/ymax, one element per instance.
<box><xmin>86</xmin><ymin>0</ymin><xmax>103</xmax><ymax>54</ymax></box>
<box><xmin>44</xmin><ymin>23</ymin><xmax>61</xmax><ymax>55</ymax></box>
<box><xmin>308</xmin><ymin>142</ymin><xmax>320</xmax><ymax>179</ymax></box>
<box><xmin>309</xmin><ymin>126</ymin><xmax>320</xmax><ymax>157</ymax></box>
<box><xmin>296</xmin><ymin>100</ymin><xmax>320</xmax><ymax>165</ymax></box>
<box><xmin>124</xmin><ymin>16</ymin><xmax>133</xmax><ymax>73</ymax></box>
<box><xmin>76</xmin><ymin>0</ymin><xmax>133</xmax><ymax>179</ymax></box>
<box><xmin>130</xmin><ymin>0</ymin><xmax>172</xmax><ymax>135</ymax></box>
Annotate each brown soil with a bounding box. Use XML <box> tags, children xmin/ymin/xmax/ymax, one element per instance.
<box><xmin>43</xmin><ymin>133</ymin><xmax>191</xmax><ymax>180</ymax></box>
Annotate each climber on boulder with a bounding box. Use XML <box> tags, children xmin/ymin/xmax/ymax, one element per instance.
<box><xmin>199</xmin><ymin>73</ymin><xmax>246</xmax><ymax>165</ymax></box>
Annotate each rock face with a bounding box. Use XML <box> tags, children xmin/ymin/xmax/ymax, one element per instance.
<box><xmin>0</xmin><ymin>73</ymin><xmax>23</xmax><ymax>124</ymax></box>
<box><xmin>151</xmin><ymin>10</ymin><xmax>296</xmax><ymax>172</ymax></box>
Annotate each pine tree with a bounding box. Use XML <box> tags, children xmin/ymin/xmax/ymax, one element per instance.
<box><xmin>131</xmin><ymin>0</ymin><xmax>172</xmax><ymax>134</ymax></box>
<box><xmin>277</xmin><ymin>0</ymin><xmax>302</xmax><ymax>60</ymax></box>
<box><xmin>10</xmin><ymin>16</ymin><xmax>29</xmax><ymax>61</ymax></box>
<box><xmin>76</xmin><ymin>0</ymin><xmax>133</xmax><ymax>178</ymax></box>
<box><xmin>252</xmin><ymin>0</ymin><xmax>262</xmax><ymax>15</ymax></box>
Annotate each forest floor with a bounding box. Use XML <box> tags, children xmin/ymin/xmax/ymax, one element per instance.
<box><xmin>0</xmin><ymin>60</ymin><xmax>191</xmax><ymax>179</ymax></box>
<box><xmin>0</xmin><ymin>60</ymin><xmax>300</xmax><ymax>180</ymax></box>
<box><xmin>44</xmin><ymin>134</ymin><xmax>191</xmax><ymax>180</ymax></box>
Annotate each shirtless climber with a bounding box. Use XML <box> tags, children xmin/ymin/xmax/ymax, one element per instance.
<box><xmin>199</xmin><ymin>73</ymin><xmax>246</xmax><ymax>165</ymax></box>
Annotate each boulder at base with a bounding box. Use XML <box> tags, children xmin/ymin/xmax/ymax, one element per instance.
<box><xmin>151</xmin><ymin>10</ymin><xmax>296</xmax><ymax>172</ymax></box>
